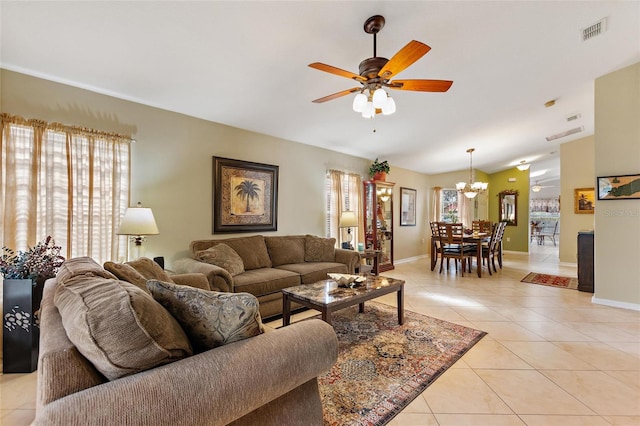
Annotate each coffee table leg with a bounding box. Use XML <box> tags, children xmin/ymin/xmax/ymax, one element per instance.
<box><xmin>282</xmin><ymin>293</ymin><xmax>291</xmax><ymax>326</ymax></box>
<box><xmin>321</xmin><ymin>308</ymin><xmax>332</xmax><ymax>326</ymax></box>
<box><xmin>359</xmin><ymin>302</ymin><xmax>365</xmax><ymax>313</ymax></box>
<box><xmin>397</xmin><ymin>284</ymin><xmax>404</xmax><ymax>325</ymax></box>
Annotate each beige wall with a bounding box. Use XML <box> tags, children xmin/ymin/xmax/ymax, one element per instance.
<box><xmin>593</xmin><ymin>62</ymin><xmax>640</xmax><ymax>309</ymax></box>
<box><xmin>1</xmin><ymin>70</ymin><xmax>430</xmax><ymax>267</ymax></box>
<box><xmin>559</xmin><ymin>136</ymin><xmax>595</xmax><ymax>263</ymax></box>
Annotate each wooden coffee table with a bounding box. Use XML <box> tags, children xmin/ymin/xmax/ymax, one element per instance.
<box><xmin>282</xmin><ymin>275</ymin><xmax>404</xmax><ymax>326</ymax></box>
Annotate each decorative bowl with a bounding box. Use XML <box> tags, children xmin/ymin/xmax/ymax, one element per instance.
<box><xmin>327</xmin><ymin>273</ymin><xmax>366</xmax><ymax>288</ymax></box>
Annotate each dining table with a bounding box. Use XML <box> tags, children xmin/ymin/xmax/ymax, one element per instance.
<box><xmin>431</xmin><ymin>232</ymin><xmax>492</xmax><ymax>278</ymax></box>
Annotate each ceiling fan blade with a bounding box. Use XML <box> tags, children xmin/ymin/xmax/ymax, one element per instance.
<box><xmin>388</xmin><ymin>79</ymin><xmax>453</xmax><ymax>92</ymax></box>
<box><xmin>378</xmin><ymin>40</ymin><xmax>431</xmax><ymax>80</ymax></box>
<box><xmin>312</xmin><ymin>87</ymin><xmax>361</xmax><ymax>103</ymax></box>
<box><xmin>309</xmin><ymin>63</ymin><xmax>367</xmax><ymax>82</ymax></box>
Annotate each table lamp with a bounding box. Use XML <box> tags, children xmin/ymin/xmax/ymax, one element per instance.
<box><xmin>339</xmin><ymin>211</ymin><xmax>358</xmax><ymax>250</ymax></box>
<box><xmin>117</xmin><ymin>202</ymin><xmax>159</xmax><ymax>260</ymax></box>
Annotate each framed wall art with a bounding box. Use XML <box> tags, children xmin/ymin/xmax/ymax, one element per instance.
<box><xmin>399</xmin><ymin>187</ymin><xmax>416</xmax><ymax>226</ymax></box>
<box><xmin>597</xmin><ymin>174</ymin><xmax>640</xmax><ymax>200</ymax></box>
<box><xmin>574</xmin><ymin>187</ymin><xmax>595</xmax><ymax>214</ymax></box>
<box><xmin>213</xmin><ymin>157</ymin><xmax>279</xmax><ymax>233</ymax></box>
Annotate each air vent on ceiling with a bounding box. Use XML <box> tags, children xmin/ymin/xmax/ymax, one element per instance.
<box><xmin>546</xmin><ymin>126</ymin><xmax>584</xmax><ymax>142</ymax></box>
<box><xmin>582</xmin><ymin>18</ymin><xmax>607</xmax><ymax>42</ymax></box>
<box><xmin>566</xmin><ymin>113</ymin><xmax>581</xmax><ymax>122</ymax></box>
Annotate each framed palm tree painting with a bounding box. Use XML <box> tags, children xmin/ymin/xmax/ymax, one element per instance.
<box><xmin>213</xmin><ymin>157</ymin><xmax>279</xmax><ymax>233</ymax></box>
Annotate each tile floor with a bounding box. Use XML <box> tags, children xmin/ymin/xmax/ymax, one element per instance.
<box><xmin>1</xmin><ymin>243</ymin><xmax>639</xmax><ymax>425</ymax></box>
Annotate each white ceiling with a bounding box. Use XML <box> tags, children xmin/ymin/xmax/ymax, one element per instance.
<box><xmin>2</xmin><ymin>1</ymin><xmax>639</xmax><ymax>184</ymax></box>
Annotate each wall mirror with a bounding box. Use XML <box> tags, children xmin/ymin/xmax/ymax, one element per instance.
<box><xmin>499</xmin><ymin>190</ymin><xmax>518</xmax><ymax>226</ymax></box>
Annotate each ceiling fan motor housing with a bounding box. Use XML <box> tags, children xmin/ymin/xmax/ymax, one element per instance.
<box><xmin>359</xmin><ymin>57</ymin><xmax>390</xmax><ymax>80</ymax></box>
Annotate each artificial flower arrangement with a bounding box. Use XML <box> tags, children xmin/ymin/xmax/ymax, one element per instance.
<box><xmin>0</xmin><ymin>236</ymin><xmax>65</xmax><ymax>283</ymax></box>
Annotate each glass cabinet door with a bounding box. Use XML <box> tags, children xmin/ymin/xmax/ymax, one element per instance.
<box><xmin>363</xmin><ymin>180</ymin><xmax>394</xmax><ymax>271</ymax></box>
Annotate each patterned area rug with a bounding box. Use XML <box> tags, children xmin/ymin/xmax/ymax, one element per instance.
<box><xmin>521</xmin><ymin>272</ymin><xmax>578</xmax><ymax>289</ymax></box>
<box><xmin>317</xmin><ymin>302</ymin><xmax>486</xmax><ymax>426</ymax></box>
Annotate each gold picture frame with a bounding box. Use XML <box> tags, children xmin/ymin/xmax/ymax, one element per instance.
<box><xmin>574</xmin><ymin>187</ymin><xmax>595</xmax><ymax>214</ymax></box>
<box><xmin>213</xmin><ymin>157</ymin><xmax>279</xmax><ymax>233</ymax></box>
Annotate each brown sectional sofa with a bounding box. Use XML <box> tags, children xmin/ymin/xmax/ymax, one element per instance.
<box><xmin>174</xmin><ymin>235</ymin><xmax>361</xmax><ymax>319</ymax></box>
<box><xmin>35</xmin><ymin>259</ymin><xmax>339</xmax><ymax>425</ymax></box>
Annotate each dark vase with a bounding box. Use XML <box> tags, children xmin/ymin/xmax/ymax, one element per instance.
<box><xmin>2</xmin><ymin>278</ymin><xmax>42</xmax><ymax>373</ymax></box>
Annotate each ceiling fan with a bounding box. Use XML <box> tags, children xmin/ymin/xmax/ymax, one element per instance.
<box><xmin>308</xmin><ymin>15</ymin><xmax>453</xmax><ymax>118</ymax></box>
<box><xmin>531</xmin><ymin>181</ymin><xmax>555</xmax><ymax>192</ymax></box>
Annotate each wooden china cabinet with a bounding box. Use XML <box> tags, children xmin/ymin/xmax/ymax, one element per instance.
<box><xmin>363</xmin><ymin>179</ymin><xmax>395</xmax><ymax>272</ymax></box>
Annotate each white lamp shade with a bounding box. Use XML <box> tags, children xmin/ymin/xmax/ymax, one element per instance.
<box><xmin>456</xmin><ymin>182</ymin><xmax>467</xmax><ymax>190</ymax></box>
<box><xmin>362</xmin><ymin>101</ymin><xmax>375</xmax><ymax>118</ymax></box>
<box><xmin>117</xmin><ymin>207</ymin><xmax>159</xmax><ymax>235</ymax></box>
<box><xmin>339</xmin><ymin>211</ymin><xmax>358</xmax><ymax>228</ymax></box>
<box><xmin>382</xmin><ymin>96</ymin><xmax>396</xmax><ymax>115</ymax></box>
<box><xmin>352</xmin><ymin>93</ymin><xmax>367</xmax><ymax>112</ymax></box>
<box><xmin>372</xmin><ymin>88</ymin><xmax>387</xmax><ymax>109</ymax></box>
<box><xmin>464</xmin><ymin>191</ymin><xmax>478</xmax><ymax>199</ymax></box>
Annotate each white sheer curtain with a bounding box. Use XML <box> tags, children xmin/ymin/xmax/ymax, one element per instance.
<box><xmin>326</xmin><ymin>170</ymin><xmax>362</xmax><ymax>248</ymax></box>
<box><xmin>1</xmin><ymin>113</ymin><xmax>130</xmax><ymax>264</ymax></box>
<box><xmin>431</xmin><ymin>186</ymin><xmax>442</xmax><ymax>222</ymax></box>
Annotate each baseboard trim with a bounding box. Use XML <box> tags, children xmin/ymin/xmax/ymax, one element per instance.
<box><xmin>592</xmin><ymin>296</ymin><xmax>640</xmax><ymax>311</ymax></box>
<box><xmin>395</xmin><ymin>254</ymin><xmax>427</xmax><ymax>265</ymax></box>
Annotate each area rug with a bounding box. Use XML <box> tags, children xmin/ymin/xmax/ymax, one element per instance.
<box><xmin>521</xmin><ymin>272</ymin><xmax>578</xmax><ymax>289</ymax></box>
<box><xmin>317</xmin><ymin>301</ymin><xmax>486</xmax><ymax>426</ymax></box>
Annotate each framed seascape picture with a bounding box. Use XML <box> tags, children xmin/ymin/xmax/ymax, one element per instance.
<box><xmin>213</xmin><ymin>157</ymin><xmax>279</xmax><ymax>233</ymax></box>
<box><xmin>597</xmin><ymin>174</ymin><xmax>640</xmax><ymax>200</ymax></box>
<box><xmin>399</xmin><ymin>187</ymin><xmax>416</xmax><ymax>226</ymax></box>
<box><xmin>574</xmin><ymin>188</ymin><xmax>595</xmax><ymax>214</ymax></box>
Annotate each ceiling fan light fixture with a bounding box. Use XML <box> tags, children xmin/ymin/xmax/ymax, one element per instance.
<box><xmin>382</xmin><ymin>96</ymin><xmax>396</xmax><ymax>115</ymax></box>
<box><xmin>516</xmin><ymin>160</ymin><xmax>530</xmax><ymax>171</ymax></box>
<box><xmin>362</xmin><ymin>101</ymin><xmax>375</xmax><ymax>118</ymax></box>
<box><xmin>352</xmin><ymin>93</ymin><xmax>367</xmax><ymax>112</ymax></box>
<box><xmin>372</xmin><ymin>88</ymin><xmax>387</xmax><ymax>108</ymax></box>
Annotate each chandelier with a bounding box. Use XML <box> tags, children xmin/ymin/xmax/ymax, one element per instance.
<box><xmin>352</xmin><ymin>87</ymin><xmax>396</xmax><ymax>118</ymax></box>
<box><xmin>456</xmin><ymin>148</ymin><xmax>488</xmax><ymax>199</ymax></box>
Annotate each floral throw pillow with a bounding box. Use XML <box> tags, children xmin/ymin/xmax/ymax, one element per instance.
<box><xmin>195</xmin><ymin>243</ymin><xmax>245</xmax><ymax>276</ymax></box>
<box><xmin>146</xmin><ymin>280</ymin><xmax>264</xmax><ymax>352</ymax></box>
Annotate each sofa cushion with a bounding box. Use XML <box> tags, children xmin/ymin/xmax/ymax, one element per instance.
<box><xmin>304</xmin><ymin>235</ymin><xmax>336</xmax><ymax>262</ymax></box>
<box><xmin>195</xmin><ymin>243</ymin><xmax>245</xmax><ymax>276</ymax></box>
<box><xmin>232</xmin><ymin>268</ymin><xmax>300</xmax><ymax>297</ymax></box>
<box><xmin>56</xmin><ymin>256</ymin><xmax>117</xmax><ymax>283</ymax></box>
<box><xmin>191</xmin><ymin>235</ymin><xmax>272</xmax><ymax>270</ymax></box>
<box><xmin>53</xmin><ymin>260</ymin><xmax>192</xmax><ymax>381</ymax></box>
<box><xmin>265</xmin><ymin>235</ymin><xmax>305</xmax><ymax>267</ymax></box>
<box><xmin>103</xmin><ymin>261</ymin><xmax>150</xmax><ymax>293</ymax></box>
<box><xmin>147</xmin><ymin>280</ymin><xmax>264</xmax><ymax>352</ymax></box>
<box><xmin>126</xmin><ymin>257</ymin><xmax>174</xmax><ymax>282</ymax></box>
<box><xmin>276</xmin><ymin>262</ymin><xmax>349</xmax><ymax>284</ymax></box>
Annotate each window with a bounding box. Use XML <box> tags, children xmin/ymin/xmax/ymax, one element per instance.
<box><xmin>441</xmin><ymin>189</ymin><xmax>459</xmax><ymax>223</ymax></box>
<box><xmin>1</xmin><ymin>114</ymin><xmax>130</xmax><ymax>264</ymax></box>
<box><xmin>326</xmin><ymin>170</ymin><xmax>362</xmax><ymax>248</ymax></box>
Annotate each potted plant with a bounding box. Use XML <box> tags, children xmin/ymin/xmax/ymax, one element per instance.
<box><xmin>1</xmin><ymin>236</ymin><xmax>64</xmax><ymax>373</ymax></box>
<box><xmin>369</xmin><ymin>158</ymin><xmax>390</xmax><ymax>181</ymax></box>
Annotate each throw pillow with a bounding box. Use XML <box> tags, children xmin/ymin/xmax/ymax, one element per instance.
<box><xmin>126</xmin><ymin>257</ymin><xmax>174</xmax><ymax>283</ymax></box>
<box><xmin>304</xmin><ymin>235</ymin><xmax>336</xmax><ymax>262</ymax></box>
<box><xmin>56</xmin><ymin>256</ymin><xmax>117</xmax><ymax>283</ymax></box>
<box><xmin>103</xmin><ymin>261</ymin><xmax>150</xmax><ymax>293</ymax></box>
<box><xmin>147</xmin><ymin>280</ymin><xmax>264</xmax><ymax>352</ymax></box>
<box><xmin>265</xmin><ymin>236</ymin><xmax>305</xmax><ymax>266</ymax></box>
<box><xmin>195</xmin><ymin>243</ymin><xmax>245</xmax><ymax>276</ymax></box>
<box><xmin>54</xmin><ymin>265</ymin><xmax>192</xmax><ymax>381</ymax></box>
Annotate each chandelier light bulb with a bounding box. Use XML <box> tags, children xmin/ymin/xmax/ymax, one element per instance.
<box><xmin>352</xmin><ymin>93</ymin><xmax>367</xmax><ymax>112</ymax></box>
<box><xmin>372</xmin><ymin>88</ymin><xmax>387</xmax><ymax>109</ymax></box>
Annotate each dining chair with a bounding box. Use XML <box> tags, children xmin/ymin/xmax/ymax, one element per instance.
<box><xmin>472</xmin><ymin>220</ymin><xmax>493</xmax><ymax>234</ymax></box>
<box><xmin>437</xmin><ymin>223</ymin><xmax>475</xmax><ymax>276</ymax></box>
<box><xmin>481</xmin><ymin>222</ymin><xmax>505</xmax><ymax>275</ymax></box>
<box><xmin>429</xmin><ymin>221</ymin><xmax>443</xmax><ymax>271</ymax></box>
